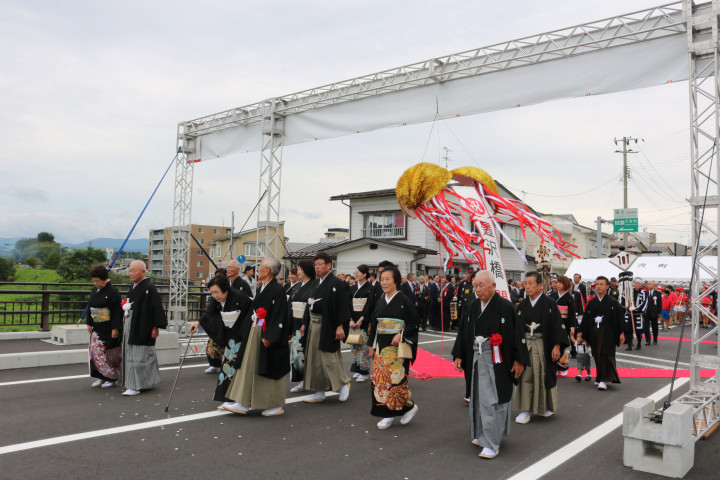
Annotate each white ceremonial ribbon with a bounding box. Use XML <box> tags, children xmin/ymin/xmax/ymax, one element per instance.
<box><xmin>492</xmin><ymin>344</ymin><xmax>502</xmax><ymax>364</ymax></box>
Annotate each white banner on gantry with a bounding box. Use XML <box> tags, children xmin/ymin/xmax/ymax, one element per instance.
<box><xmin>199</xmin><ymin>34</ymin><xmax>687</xmax><ymax>161</ymax></box>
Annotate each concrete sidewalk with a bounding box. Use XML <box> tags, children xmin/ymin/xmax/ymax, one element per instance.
<box><xmin>0</xmin><ymin>327</ymin><xmax>181</xmax><ymax>370</ymax></box>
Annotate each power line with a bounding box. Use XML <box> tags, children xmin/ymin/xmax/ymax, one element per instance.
<box><xmin>504</xmin><ymin>174</ymin><xmax>619</xmax><ymax>198</ymax></box>
<box><xmin>631</xmin><ymin>149</ymin><xmax>686</xmax><ymax>199</ymax></box>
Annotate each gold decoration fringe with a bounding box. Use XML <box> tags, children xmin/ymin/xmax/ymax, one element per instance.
<box><xmin>396</xmin><ymin>163</ymin><xmax>452</xmax><ymax>211</ymax></box>
<box><xmin>450</xmin><ymin>167</ymin><xmax>499</xmax><ymax>195</ymax></box>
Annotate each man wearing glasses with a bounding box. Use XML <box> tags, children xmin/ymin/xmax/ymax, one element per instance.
<box><xmin>301</xmin><ymin>251</ymin><xmax>352</xmax><ymax>403</ymax></box>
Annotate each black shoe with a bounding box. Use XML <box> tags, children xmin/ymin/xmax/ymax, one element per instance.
<box><xmin>626</xmin><ymin>345</ymin><xmax>633</xmax><ymax>351</ymax></box>
<box><xmin>575</xmin><ymin>375</ymin><xmax>582</xmax><ymax>382</ymax></box>
<box><xmin>635</xmin><ymin>344</ymin><xmax>641</xmax><ymax>350</ymax></box>
<box><xmin>653</xmin><ymin>340</ymin><xmax>658</xmax><ymax>345</ymax></box>
<box><xmin>585</xmin><ymin>376</ymin><xmax>592</xmax><ymax>382</ymax></box>
<box><xmin>645</xmin><ymin>342</ymin><xmax>651</xmax><ymax>346</ymax></box>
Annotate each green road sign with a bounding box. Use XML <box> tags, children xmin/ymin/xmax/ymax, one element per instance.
<box><xmin>614</xmin><ymin>218</ymin><xmax>638</xmax><ymax>232</ymax></box>
<box><xmin>614</xmin><ymin>208</ymin><xmax>638</xmax><ymax>233</ymax></box>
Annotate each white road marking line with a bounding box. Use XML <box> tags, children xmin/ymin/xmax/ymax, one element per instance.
<box><xmin>2</xmin><ymin>340</ymin><xmax>452</xmax><ymax>387</ymax></box>
<box><xmin>419</xmin><ymin>331</ymin><xmax>457</xmax><ymax>338</ymax></box>
<box><xmin>616</xmin><ymin>358</ymin><xmax>684</xmax><ymax>370</ymax></box>
<box><xmin>505</xmin><ymin>377</ymin><xmax>690</xmax><ymax>480</ymax></box>
<box><xmin>616</xmin><ymin>352</ymin><xmax>689</xmax><ymax>367</ymax></box>
<box><xmin>0</xmin><ymin>392</ymin><xmax>337</xmax><ymax>455</ymax></box>
<box><xmin>0</xmin><ymin>363</ymin><xmax>208</xmax><ymax>387</ymax></box>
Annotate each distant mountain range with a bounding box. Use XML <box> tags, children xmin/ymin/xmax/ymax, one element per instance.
<box><xmin>0</xmin><ymin>237</ymin><xmax>148</xmax><ymax>254</ymax></box>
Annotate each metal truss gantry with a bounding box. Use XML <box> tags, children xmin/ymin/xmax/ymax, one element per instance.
<box><xmin>675</xmin><ymin>0</ymin><xmax>720</xmax><ymax>438</ymax></box>
<box><xmin>178</xmin><ymin>3</ymin><xmax>684</xmax><ymax>139</ymax></box>
<box><xmin>170</xmin><ymin>2</ymin><xmax>687</xmax><ymax>329</ymax></box>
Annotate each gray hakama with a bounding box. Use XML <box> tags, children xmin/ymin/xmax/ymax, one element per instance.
<box><xmin>470</xmin><ymin>339</ymin><xmax>511</xmax><ymax>451</ymax></box>
<box><xmin>512</xmin><ymin>333</ymin><xmax>558</xmax><ymax>414</ymax></box>
<box><xmin>226</xmin><ymin>323</ymin><xmax>285</xmax><ymax>410</ymax></box>
<box><xmin>305</xmin><ymin>313</ymin><xmax>351</xmax><ymax>392</ymax></box>
<box><xmin>119</xmin><ymin>311</ymin><xmax>161</xmax><ymax>391</ymax></box>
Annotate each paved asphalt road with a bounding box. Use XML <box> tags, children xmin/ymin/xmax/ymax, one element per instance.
<box><xmin>1</xmin><ymin>328</ymin><xmax>718</xmax><ymax>479</ymax></box>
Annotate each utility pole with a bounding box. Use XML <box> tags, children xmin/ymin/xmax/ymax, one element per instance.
<box><xmin>230</xmin><ymin>211</ymin><xmax>235</xmax><ymax>261</ymax></box>
<box><xmin>596</xmin><ymin>216</ymin><xmax>613</xmax><ymax>258</ymax></box>
<box><xmin>614</xmin><ymin>137</ymin><xmax>638</xmax><ymax>250</ymax></box>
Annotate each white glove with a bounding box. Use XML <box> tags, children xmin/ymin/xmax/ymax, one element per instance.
<box><xmin>628</xmin><ymin>306</ymin><xmax>636</xmax><ymax>312</ymax></box>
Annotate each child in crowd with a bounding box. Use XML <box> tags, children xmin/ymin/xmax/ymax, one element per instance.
<box><xmin>675</xmin><ymin>288</ymin><xmax>687</xmax><ymax>325</ymax></box>
<box><xmin>571</xmin><ymin>320</ymin><xmax>592</xmax><ymax>382</ymax></box>
<box><xmin>660</xmin><ymin>289</ymin><xmax>672</xmax><ymax>332</ymax></box>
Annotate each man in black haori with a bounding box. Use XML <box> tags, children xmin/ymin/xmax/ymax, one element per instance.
<box><xmin>302</xmin><ymin>251</ymin><xmax>352</xmax><ymax>403</ymax></box>
<box><xmin>456</xmin><ymin>268</ymin><xmax>475</xmax><ymax>329</ymax></box>
<box><xmin>577</xmin><ymin>276</ymin><xmax>625</xmax><ymax>391</ymax></box>
<box><xmin>452</xmin><ymin>270</ymin><xmax>528</xmax><ymax>459</ymax></box>
<box><xmin>512</xmin><ymin>271</ymin><xmax>569</xmax><ymax>424</ymax></box>
<box><xmin>120</xmin><ymin>260</ymin><xmax>167</xmax><ymax>396</ymax></box>
<box><xmin>223</xmin><ymin>258</ymin><xmax>291</xmax><ymax>416</ymax></box>
<box><xmin>227</xmin><ymin>259</ymin><xmax>253</xmax><ymax>297</ymax></box>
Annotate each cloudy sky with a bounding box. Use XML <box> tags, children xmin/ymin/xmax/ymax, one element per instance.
<box><xmin>0</xmin><ymin>0</ymin><xmax>699</xmax><ymax>248</ymax></box>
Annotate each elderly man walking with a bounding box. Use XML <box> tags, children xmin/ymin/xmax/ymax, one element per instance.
<box><xmin>223</xmin><ymin>258</ymin><xmax>291</xmax><ymax>416</ymax></box>
<box><xmin>120</xmin><ymin>260</ymin><xmax>167</xmax><ymax>396</ymax></box>
<box><xmin>512</xmin><ymin>271</ymin><xmax>569</xmax><ymax>424</ymax></box>
<box><xmin>452</xmin><ymin>270</ymin><xmax>528</xmax><ymax>459</ymax></box>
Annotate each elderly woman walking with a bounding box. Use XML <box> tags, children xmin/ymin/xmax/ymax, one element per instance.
<box><xmin>86</xmin><ymin>264</ymin><xmax>123</xmax><ymax>388</ymax></box>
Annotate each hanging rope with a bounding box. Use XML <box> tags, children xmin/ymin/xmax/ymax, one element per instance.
<box><xmin>77</xmin><ymin>148</ymin><xmax>180</xmax><ymax>322</ymax></box>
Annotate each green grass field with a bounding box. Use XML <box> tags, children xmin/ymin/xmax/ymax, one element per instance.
<box><xmin>0</xmin><ymin>268</ymin><xmax>85</xmax><ymax>331</ymax></box>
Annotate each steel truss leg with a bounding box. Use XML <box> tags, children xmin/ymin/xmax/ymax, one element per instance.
<box><xmin>676</xmin><ymin>0</ymin><xmax>720</xmax><ymax>439</ymax></box>
<box><xmin>169</xmin><ymin>132</ymin><xmax>194</xmax><ymax>334</ymax></box>
<box><xmin>255</xmin><ymin>99</ymin><xmax>284</xmax><ymax>269</ymax></box>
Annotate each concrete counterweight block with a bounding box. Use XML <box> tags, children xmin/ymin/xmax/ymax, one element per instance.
<box><xmin>50</xmin><ymin>325</ymin><xmax>90</xmax><ymax>345</ymax></box>
<box><xmin>623</xmin><ymin>397</ymin><xmax>695</xmax><ymax>478</ymax></box>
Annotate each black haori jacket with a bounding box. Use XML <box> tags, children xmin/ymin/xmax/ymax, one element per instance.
<box><xmin>580</xmin><ymin>294</ymin><xmax>625</xmax><ymax>354</ymax></box>
<box><xmin>518</xmin><ymin>293</ymin><xmax>570</xmax><ymax>390</ymax></box>
<box><xmin>452</xmin><ymin>293</ymin><xmax>529</xmax><ymax>404</ymax></box>
<box><xmin>306</xmin><ymin>273</ymin><xmax>351</xmax><ymax>353</ymax></box>
<box><xmin>253</xmin><ymin>278</ymin><xmax>291</xmax><ymax>380</ymax></box>
<box><xmin>125</xmin><ymin>278</ymin><xmax>167</xmax><ymax>346</ymax></box>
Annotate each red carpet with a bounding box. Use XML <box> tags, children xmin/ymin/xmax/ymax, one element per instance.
<box><xmin>408</xmin><ymin>348</ymin><xmax>715</xmax><ymax>380</ymax></box>
<box><xmin>409</xmin><ymin>348</ymin><xmax>463</xmax><ymax>380</ymax></box>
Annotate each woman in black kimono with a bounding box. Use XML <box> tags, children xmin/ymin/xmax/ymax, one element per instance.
<box><xmin>87</xmin><ymin>264</ymin><xmax>123</xmax><ymax>388</ymax></box>
<box><xmin>348</xmin><ymin>264</ymin><xmax>373</xmax><ymax>382</ymax></box>
<box><xmin>288</xmin><ymin>259</ymin><xmax>316</xmax><ymax>392</ymax></box>
<box><xmin>190</xmin><ymin>275</ymin><xmax>252</xmax><ymax>406</ymax></box>
<box><xmin>367</xmin><ymin>266</ymin><xmax>419</xmax><ymax>430</ymax></box>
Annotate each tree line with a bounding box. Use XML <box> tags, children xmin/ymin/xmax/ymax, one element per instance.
<box><xmin>0</xmin><ymin>232</ymin><xmax>145</xmax><ymax>282</ymax></box>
